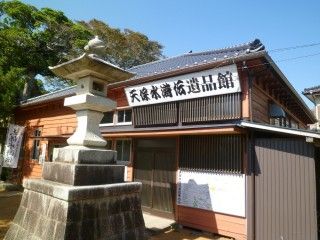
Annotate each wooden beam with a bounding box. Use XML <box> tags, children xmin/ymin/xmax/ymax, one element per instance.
<box><xmin>102</xmin><ymin>127</ymin><xmax>244</xmax><ymax>138</ymax></box>
<box><xmin>253</xmin><ymin>83</ymin><xmax>305</xmax><ymax>126</ymax></box>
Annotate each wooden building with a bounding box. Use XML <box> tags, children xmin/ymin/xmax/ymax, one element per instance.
<box><xmin>14</xmin><ymin>39</ymin><xmax>320</xmax><ymax>239</ymax></box>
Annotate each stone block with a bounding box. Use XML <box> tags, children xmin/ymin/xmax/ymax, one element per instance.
<box><xmin>6</xmin><ymin>180</ymin><xmax>145</xmax><ymax>240</ymax></box>
<box><xmin>12</xmin><ymin>206</ymin><xmax>26</xmax><ymax>226</ymax></box>
<box><xmin>108</xmin><ymin>199</ymin><xmax>121</xmax><ymax>215</ymax></box>
<box><xmin>67</xmin><ymin>202</ymin><xmax>83</xmax><ymax>222</ymax></box>
<box><xmin>23</xmin><ymin>179</ymin><xmax>142</xmax><ymax>201</ymax></box>
<box><xmin>79</xmin><ymin>220</ymin><xmax>95</xmax><ymax>239</ymax></box>
<box><xmin>42</xmin><ymin>162</ymin><xmax>125</xmax><ymax>186</ymax></box>
<box><xmin>53</xmin><ymin>146</ymin><xmax>116</xmax><ymax>164</ymax></box>
<box><xmin>4</xmin><ymin>223</ymin><xmax>18</xmax><ymax>240</ymax></box>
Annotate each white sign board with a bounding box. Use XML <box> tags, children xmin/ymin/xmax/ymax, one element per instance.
<box><xmin>125</xmin><ymin>64</ymin><xmax>241</xmax><ymax>107</ymax></box>
<box><xmin>177</xmin><ymin>170</ymin><xmax>245</xmax><ymax>217</ymax></box>
<box><xmin>3</xmin><ymin>124</ymin><xmax>25</xmax><ymax>168</ymax></box>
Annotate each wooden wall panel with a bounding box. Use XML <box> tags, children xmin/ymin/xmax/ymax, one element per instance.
<box><xmin>107</xmin><ymin>87</ymin><xmax>128</xmax><ymax>107</ymax></box>
<box><xmin>15</xmin><ymin>100</ymin><xmax>77</xmax><ymax>181</ymax></box>
<box><xmin>251</xmin><ymin>85</ymin><xmax>269</xmax><ymax>124</ymax></box>
<box><xmin>251</xmin><ymin>83</ymin><xmax>308</xmax><ymax>129</ymax></box>
<box><xmin>254</xmin><ymin>138</ymin><xmax>317</xmax><ymax>240</ymax></box>
<box><xmin>126</xmin><ymin>166</ymin><xmax>133</xmax><ymax>181</ymax></box>
<box><xmin>177</xmin><ymin>205</ymin><xmax>246</xmax><ymax>240</ymax></box>
<box><xmin>21</xmin><ymin>139</ymin><xmax>45</xmax><ymax>180</ymax></box>
<box><xmin>239</xmin><ymin>69</ymin><xmax>250</xmax><ymax>120</ymax></box>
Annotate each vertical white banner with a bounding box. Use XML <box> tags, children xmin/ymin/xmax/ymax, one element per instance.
<box><xmin>3</xmin><ymin>124</ymin><xmax>25</xmax><ymax>168</ymax></box>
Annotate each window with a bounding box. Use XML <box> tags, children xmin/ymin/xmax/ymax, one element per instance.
<box><xmin>100</xmin><ymin>111</ymin><xmax>114</xmax><ymax>124</ymax></box>
<box><xmin>100</xmin><ymin>109</ymin><xmax>133</xmax><ymax>125</ymax></box>
<box><xmin>31</xmin><ymin>128</ymin><xmax>41</xmax><ymax>160</ymax></box>
<box><xmin>117</xmin><ymin>109</ymin><xmax>132</xmax><ymax>124</ymax></box>
<box><xmin>116</xmin><ymin>139</ymin><xmax>131</xmax><ymax>162</ymax></box>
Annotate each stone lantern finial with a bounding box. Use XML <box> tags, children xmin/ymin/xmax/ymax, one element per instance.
<box><xmin>84</xmin><ymin>35</ymin><xmax>106</xmax><ymax>55</ymax></box>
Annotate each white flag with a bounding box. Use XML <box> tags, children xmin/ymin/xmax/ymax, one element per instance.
<box><xmin>3</xmin><ymin>124</ymin><xmax>25</xmax><ymax>168</ymax></box>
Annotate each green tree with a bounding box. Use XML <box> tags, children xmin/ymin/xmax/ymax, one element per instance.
<box><xmin>0</xmin><ymin>0</ymin><xmax>91</xmax><ymax>100</ymax></box>
<box><xmin>0</xmin><ymin>67</ymin><xmax>24</xmax><ymax>126</ymax></box>
<box><xmin>0</xmin><ymin>1</ymin><xmax>164</xmax><ymax>124</ymax></box>
<box><xmin>78</xmin><ymin>19</ymin><xmax>164</xmax><ymax>69</ymax></box>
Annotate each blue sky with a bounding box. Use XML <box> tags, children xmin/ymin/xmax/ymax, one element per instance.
<box><xmin>22</xmin><ymin>0</ymin><xmax>320</xmax><ymax>107</ymax></box>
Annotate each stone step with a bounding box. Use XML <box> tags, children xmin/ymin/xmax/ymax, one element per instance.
<box><xmin>42</xmin><ymin>162</ymin><xmax>125</xmax><ymax>186</ymax></box>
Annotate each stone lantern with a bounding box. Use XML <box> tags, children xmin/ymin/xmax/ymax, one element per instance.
<box><xmin>5</xmin><ymin>37</ymin><xmax>146</xmax><ymax>240</ymax></box>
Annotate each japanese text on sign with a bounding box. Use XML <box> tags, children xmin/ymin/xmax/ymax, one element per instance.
<box><xmin>3</xmin><ymin>124</ymin><xmax>25</xmax><ymax>168</ymax></box>
<box><xmin>125</xmin><ymin>64</ymin><xmax>241</xmax><ymax>107</ymax></box>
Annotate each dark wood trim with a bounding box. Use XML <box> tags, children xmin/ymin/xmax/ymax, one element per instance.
<box><xmin>253</xmin><ymin>83</ymin><xmax>306</xmax><ymax>127</ymax></box>
<box><xmin>102</xmin><ymin>127</ymin><xmax>244</xmax><ymax>138</ymax></box>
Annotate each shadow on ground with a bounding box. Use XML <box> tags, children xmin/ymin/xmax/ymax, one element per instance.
<box><xmin>149</xmin><ymin>228</ymin><xmax>231</xmax><ymax>240</ymax></box>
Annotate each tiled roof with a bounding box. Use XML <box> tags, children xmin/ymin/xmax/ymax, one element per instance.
<box><xmin>128</xmin><ymin>39</ymin><xmax>265</xmax><ymax>78</ymax></box>
<box><xmin>20</xmin><ymin>39</ymin><xmax>264</xmax><ymax>107</ymax></box>
<box><xmin>20</xmin><ymin>86</ymin><xmax>76</xmax><ymax>106</ymax></box>
<box><xmin>303</xmin><ymin>85</ymin><xmax>320</xmax><ymax>95</ymax></box>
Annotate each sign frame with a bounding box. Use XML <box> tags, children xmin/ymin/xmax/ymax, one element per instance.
<box><xmin>125</xmin><ymin>64</ymin><xmax>241</xmax><ymax>107</ymax></box>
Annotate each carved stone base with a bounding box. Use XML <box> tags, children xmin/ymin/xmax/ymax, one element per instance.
<box><xmin>5</xmin><ymin>179</ymin><xmax>146</xmax><ymax>240</ymax></box>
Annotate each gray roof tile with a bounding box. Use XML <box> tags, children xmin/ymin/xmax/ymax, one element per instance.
<box><xmin>303</xmin><ymin>85</ymin><xmax>320</xmax><ymax>95</ymax></box>
<box><xmin>128</xmin><ymin>39</ymin><xmax>265</xmax><ymax>78</ymax></box>
<box><xmin>20</xmin><ymin>86</ymin><xmax>76</xmax><ymax>106</ymax></box>
<box><xmin>20</xmin><ymin>39</ymin><xmax>265</xmax><ymax>106</ymax></box>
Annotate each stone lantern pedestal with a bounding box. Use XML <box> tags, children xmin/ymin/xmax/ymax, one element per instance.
<box><xmin>5</xmin><ymin>37</ymin><xmax>146</xmax><ymax>240</ymax></box>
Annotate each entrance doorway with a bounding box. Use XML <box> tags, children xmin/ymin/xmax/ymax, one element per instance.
<box><xmin>134</xmin><ymin>138</ymin><xmax>176</xmax><ymax>217</ymax></box>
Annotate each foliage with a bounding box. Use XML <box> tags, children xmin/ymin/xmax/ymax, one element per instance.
<box><xmin>78</xmin><ymin>19</ymin><xmax>164</xmax><ymax>69</ymax></box>
<box><xmin>0</xmin><ymin>67</ymin><xmax>24</xmax><ymax>126</ymax></box>
<box><xmin>0</xmin><ymin>1</ymin><xmax>164</xmax><ymax>124</ymax></box>
<box><xmin>0</xmin><ymin>0</ymin><xmax>91</xmax><ymax>99</ymax></box>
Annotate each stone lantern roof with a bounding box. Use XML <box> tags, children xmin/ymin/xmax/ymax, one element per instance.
<box><xmin>49</xmin><ymin>36</ymin><xmax>134</xmax><ymax>82</ymax></box>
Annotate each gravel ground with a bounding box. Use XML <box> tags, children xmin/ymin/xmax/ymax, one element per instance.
<box><xmin>0</xmin><ymin>190</ymin><xmax>231</xmax><ymax>240</ymax></box>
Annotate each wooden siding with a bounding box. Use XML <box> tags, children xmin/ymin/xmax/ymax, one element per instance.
<box><xmin>107</xmin><ymin>86</ymin><xmax>128</xmax><ymax>107</ymax></box>
<box><xmin>177</xmin><ymin>205</ymin><xmax>246</xmax><ymax>240</ymax></box>
<box><xmin>180</xmin><ymin>93</ymin><xmax>241</xmax><ymax>123</ymax></box>
<box><xmin>180</xmin><ymin>135</ymin><xmax>243</xmax><ymax>173</ymax></box>
<box><xmin>133</xmin><ymin>102</ymin><xmax>178</xmax><ymax>127</ymax></box>
<box><xmin>15</xmin><ymin>100</ymin><xmax>76</xmax><ymax>180</ymax></box>
<box><xmin>254</xmin><ymin>138</ymin><xmax>317</xmax><ymax>240</ymax></box>
<box><xmin>133</xmin><ymin>93</ymin><xmax>241</xmax><ymax>128</ymax></box>
<box><xmin>15</xmin><ymin>100</ymin><xmax>76</xmax><ymax>137</ymax></box>
<box><xmin>103</xmin><ymin>127</ymin><xmax>242</xmax><ymax>138</ymax></box>
<box><xmin>240</xmin><ymin>70</ymin><xmax>250</xmax><ymax>120</ymax></box>
<box><xmin>251</xmin><ymin>83</ymin><xmax>307</xmax><ymax>129</ymax></box>
<box><xmin>126</xmin><ymin>165</ymin><xmax>133</xmax><ymax>181</ymax></box>
<box><xmin>251</xmin><ymin>84</ymin><xmax>270</xmax><ymax>123</ymax></box>
<box><xmin>21</xmin><ymin>138</ymin><xmax>47</xmax><ymax>180</ymax></box>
